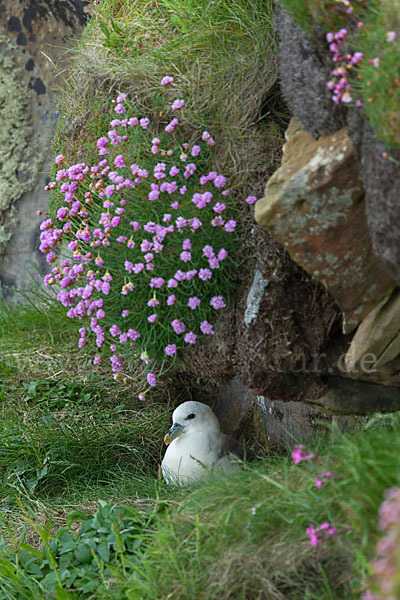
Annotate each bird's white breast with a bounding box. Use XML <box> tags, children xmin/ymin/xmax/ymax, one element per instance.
<box><xmin>161</xmin><ymin>430</ymin><xmax>224</xmax><ymax>485</ymax></box>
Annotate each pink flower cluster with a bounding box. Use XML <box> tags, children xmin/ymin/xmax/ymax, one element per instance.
<box><xmin>326</xmin><ymin>28</ymin><xmax>363</xmax><ymax>105</ymax></box>
<box><xmin>306</xmin><ymin>522</ymin><xmax>337</xmax><ymax>547</ymax></box>
<box><xmin>291</xmin><ymin>445</ymin><xmax>317</xmax><ymax>464</ymax></box>
<box><xmin>363</xmin><ymin>487</ymin><xmax>400</xmax><ymax>599</ymax></box>
<box><xmin>40</xmin><ymin>82</ymin><xmax>241</xmax><ymax>392</ymax></box>
<box><xmin>315</xmin><ymin>471</ymin><xmax>332</xmax><ymax>488</ymax></box>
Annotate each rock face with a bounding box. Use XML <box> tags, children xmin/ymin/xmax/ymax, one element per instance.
<box><xmin>254</xmin><ymin>118</ymin><xmax>396</xmax><ymax>334</ymax></box>
<box><xmin>275</xmin><ymin>2</ymin><xmax>400</xmax><ymax>285</ymax></box>
<box><xmin>344</xmin><ymin>289</ymin><xmax>400</xmax><ymax>377</ymax></box>
<box><xmin>0</xmin><ymin>0</ymin><xmax>88</xmax><ymax>302</ymax></box>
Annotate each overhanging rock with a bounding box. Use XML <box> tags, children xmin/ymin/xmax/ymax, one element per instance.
<box><xmin>254</xmin><ymin>118</ymin><xmax>395</xmax><ymax>334</ymax></box>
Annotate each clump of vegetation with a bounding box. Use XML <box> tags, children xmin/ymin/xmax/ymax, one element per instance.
<box><xmin>58</xmin><ymin>0</ymin><xmax>283</xmax><ymax>186</ymax></box>
<box><xmin>0</xmin><ymin>404</ymin><xmax>399</xmax><ymax>598</ymax></box>
<box><xmin>279</xmin><ymin>0</ymin><xmax>400</xmax><ymax>150</ymax></box>
<box><xmin>42</xmin><ymin>88</ymin><xmax>243</xmax><ymax>391</ymax></box>
<box><xmin>364</xmin><ymin>486</ymin><xmax>400</xmax><ymax>599</ymax></box>
<box><xmin>45</xmin><ymin>0</ymin><xmax>285</xmax><ymax>391</ymax></box>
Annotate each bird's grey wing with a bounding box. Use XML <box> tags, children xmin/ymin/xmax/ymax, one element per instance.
<box><xmin>220</xmin><ymin>433</ymin><xmax>244</xmax><ymax>460</ymax></box>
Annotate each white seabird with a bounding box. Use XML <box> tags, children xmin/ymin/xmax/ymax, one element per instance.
<box><xmin>161</xmin><ymin>400</ymin><xmax>242</xmax><ymax>485</ymax></box>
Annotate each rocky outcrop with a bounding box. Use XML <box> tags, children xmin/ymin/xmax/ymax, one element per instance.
<box><xmin>255</xmin><ymin>118</ymin><xmax>396</xmax><ymax>334</ymax></box>
<box><xmin>0</xmin><ymin>0</ymin><xmax>88</xmax><ymax>301</ymax></box>
<box><xmin>343</xmin><ymin>289</ymin><xmax>400</xmax><ymax>380</ymax></box>
<box><xmin>275</xmin><ymin>3</ymin><xmax>400</xmax><ymax>285</ymax></box>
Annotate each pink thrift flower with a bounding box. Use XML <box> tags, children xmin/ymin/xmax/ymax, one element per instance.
<box><xmin>171</xmin><ymin>98</ymin><xmax>185</xmax><ymax>110</ymax></box>
<box><xmin>169</xmin><ymin>166</ymin><xmax>180</xmax><ymax>177</ymax></box>
<box><xmin>191</xmin><ymin>145</ymin><xmax>201</xmax><ymax>157</ymax></box>
<box><xmin>147</xmin><ymin>372</ymin><xmax>157</xmax><ymax>387</ymax></box>
<box><xmin>110</xmin><ymin>324</ymin><xmax>121</xmax><ymax>337</ymax></box>
<box><xmin>167</xmin><ymin>294</ymin><xmax>176</xmax><ymax>305</ymax></box>
<box><xmin>188</xmin><ymin>297</ymin><xmax>201</xmax><ymax>309</ymax></box>
<box><xmin>210</xmin><ymin>296</ymin><xmax>226</xmax><ymax>309</ymax></box>
<box><xmin>140</xmin><ymin>117</ymin><xmax>150</xmax><ymax>129</ymax></box>
<box><xmin>114</xmin><ymin>154</ymin><xmax>125</xmax><ymax>167</ymax></box>
<box><xmin>180</xmin><ymin>250</ymin><xmax>192</xmax><ymax>262</ymax></box>
<box><xmin>115</xmin><ymin>103</ymin><xmax>126</xmax><ymax>114</ymax></box>
<box><xmin>161</xmin><ymin>76</ymin><xmax>174</xmax><ymax>85</ymax></box>
<box><xmin>147</xmin><ymin>298</ymin><xmax>160</xmax><ymax>307</ymax></box>
<box><xmin>150</xmin><ymin>277</ymin><xmax>164</xmax><ymax>288</ymax></box>
<box><xmin>224</xmin><ymin>220</ymin><xmax>237</xmax><ymax>232</ymax></box>
<box><xmin>165</xmin><ymin>344</ymin><xmax>177</xmax><ymax>356</ymax></box>
<box><xmin>202</xmin><ymin>245</ymin><xmax>214</xmax><ymax>258</ymax></box>
<box><xmin>291</xmin><ymin>445</ymin><xmax>316</xmax><ymax>464</ymax></box>
<box><xmin>184</xmin><ymin>331</ymin><xmax>197</xmax><ymax>344</ymax></box>
<box><xmin>200</xmin><ymin>320</ymin><xmax>214</xmax><ymax>335</ymax></box>
<box><xmin>198</xmin><ymin>268</ymin><xmax>212</xmax><ymax>281</ymax></box>
<box><xmin>386</xmin><ymin>31</ymin><xmax>396</xmax><ymax>42</ymax></box>
<box><xmin>213</xmin><ymin>202</ymin><xmax>226</xmax><ymax>214</ymax></box>
<box><xmin>171</xmin><ymin>319</ymin><xmax>185</xmax><ymax>334</ymax></box>
<box><xmin>209</xmin><ymin>257</ymin><xmax>220</xmax><ymax>269</ymax></box>
<box><xmin>214</xmin><ymin>175</ymin><xmax>226</xmax><ymax>188</ymax></box>
<box><xmin>165</xmin><ymin>118</ymin><xmax>179</xmax><ymax>133</ymax></box>
<box><xmin>55</xmin><ymin>154</ymin><xmax>65</xmax><ymax>164</ymax></box>
<box><xmin>148</xmin><ymin>313</ymin><xmax>157</xmax><ymax>323</ymax></box>
<box><xmin>218</xmin><ymin>248</ymin><xmax>228</xmax><ymax>261</ymax></box>
<box><xmin>245</xmin><ymin>195</ymin><xmax>257</xmax><ymax>205</ymax></box>
<box><xmin>127</xmin><ymin>328</ymin><xmax>140</xmax><ymax>340</ymax></box>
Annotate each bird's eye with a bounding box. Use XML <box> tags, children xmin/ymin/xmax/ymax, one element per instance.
<box><xmin>186</xmin><ymin>413</ymin><xmax>195</xmax><ymax>420</ymax></box>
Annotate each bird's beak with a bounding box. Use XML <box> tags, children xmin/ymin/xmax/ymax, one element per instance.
<box><xmin>164</xmin><ymin>422</ymin><xmax>184</xmax><ymax>445</ymax></box>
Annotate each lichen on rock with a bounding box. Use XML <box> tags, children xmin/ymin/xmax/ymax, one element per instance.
<box><xmin>0</xmin><ymin>34</ymin><xmax>40</xmax><ymax>259</ymax></box>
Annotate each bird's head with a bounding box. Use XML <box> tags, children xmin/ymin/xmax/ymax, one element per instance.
<box><xmin>163</xmin><ymin>401</ymin><xmax>220</xmax><ymax>445</ymax></box>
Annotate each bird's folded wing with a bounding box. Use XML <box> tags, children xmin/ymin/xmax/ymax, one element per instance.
<box><xmin>220</xmin><ymin>433</ymin><xmax>244</xmax><ymax>460</ymax></box>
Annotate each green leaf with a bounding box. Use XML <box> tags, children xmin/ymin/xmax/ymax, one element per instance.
<box><xmin>74</xmin><ymin>542</ymin><xmax>93</xmax><ymax>564</ymax></box>
<box><xmin>20</xmin><ymin>543</ymin><xmax>45</xmax><ymax>559</ymax></box>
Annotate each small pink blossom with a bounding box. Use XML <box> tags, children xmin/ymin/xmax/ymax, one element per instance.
<box><xmin>147</xmin><ymin>372</ymin><xmax>157</xmax><ymax>386</ymax></box>
<box><xmin>210</xmin><ymin>296</ymin><xmax>226</xmax><ymax>309</ymax></box>
<box><xmin>200</xmin><ymin>320</ymin><xmax>214</xmax><ymax>335</ymax></box>
<box><xmin>184</xmin><ymin>331</ymin><xmax>197</xmax><ymax>344</ymax></box>
<box><xmin>171</xmin><ymin>98</ymin><xmax>185</xmax><ymax>110</ymax></box>
<box><xmin>161</xmin><ymin>76</ymin><xmax>174</xmax><ymax>86</ymax></box>
<box><xmin>188</xmin><ymin>296</ymin><xmax>200</xmax><ymax>309</ymax></box>
<box><xmin>191</xmin><ymin>145</ymin><xmax>201</xmax><ymax>157</ymax></box>
<box><xmin>171</xmin><ymin>319</ymin><xmax>185</xmax><ymax>334</ymax></box>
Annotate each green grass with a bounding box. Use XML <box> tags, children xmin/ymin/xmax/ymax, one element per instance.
<box><xmin>356</xmin><ymin>0</ymin><xmax>400</xmax><ymax>148</ymax></box>
<box><xmin>1</xmin><ymin>0</ymin><xmax>399</xmax><ymax>597</ymax></box>
<box><xmin>1</xmin><ymin>298</ymin><xmax>400</xmax><ymax>598</ymax></box>
<box><xmin>109</xmin><ymin>416</ymin><xmax>400</xmax><ymax>599</ymax></box>
<box><xmin>279</xmin><ymin>0</ymin><xmax>400</xmax><ymax>150</ymax></box>
<box><xmin>57</xmin><ymin>0</ymin><xmax>285</xmax><ymax>187</ymax></box>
